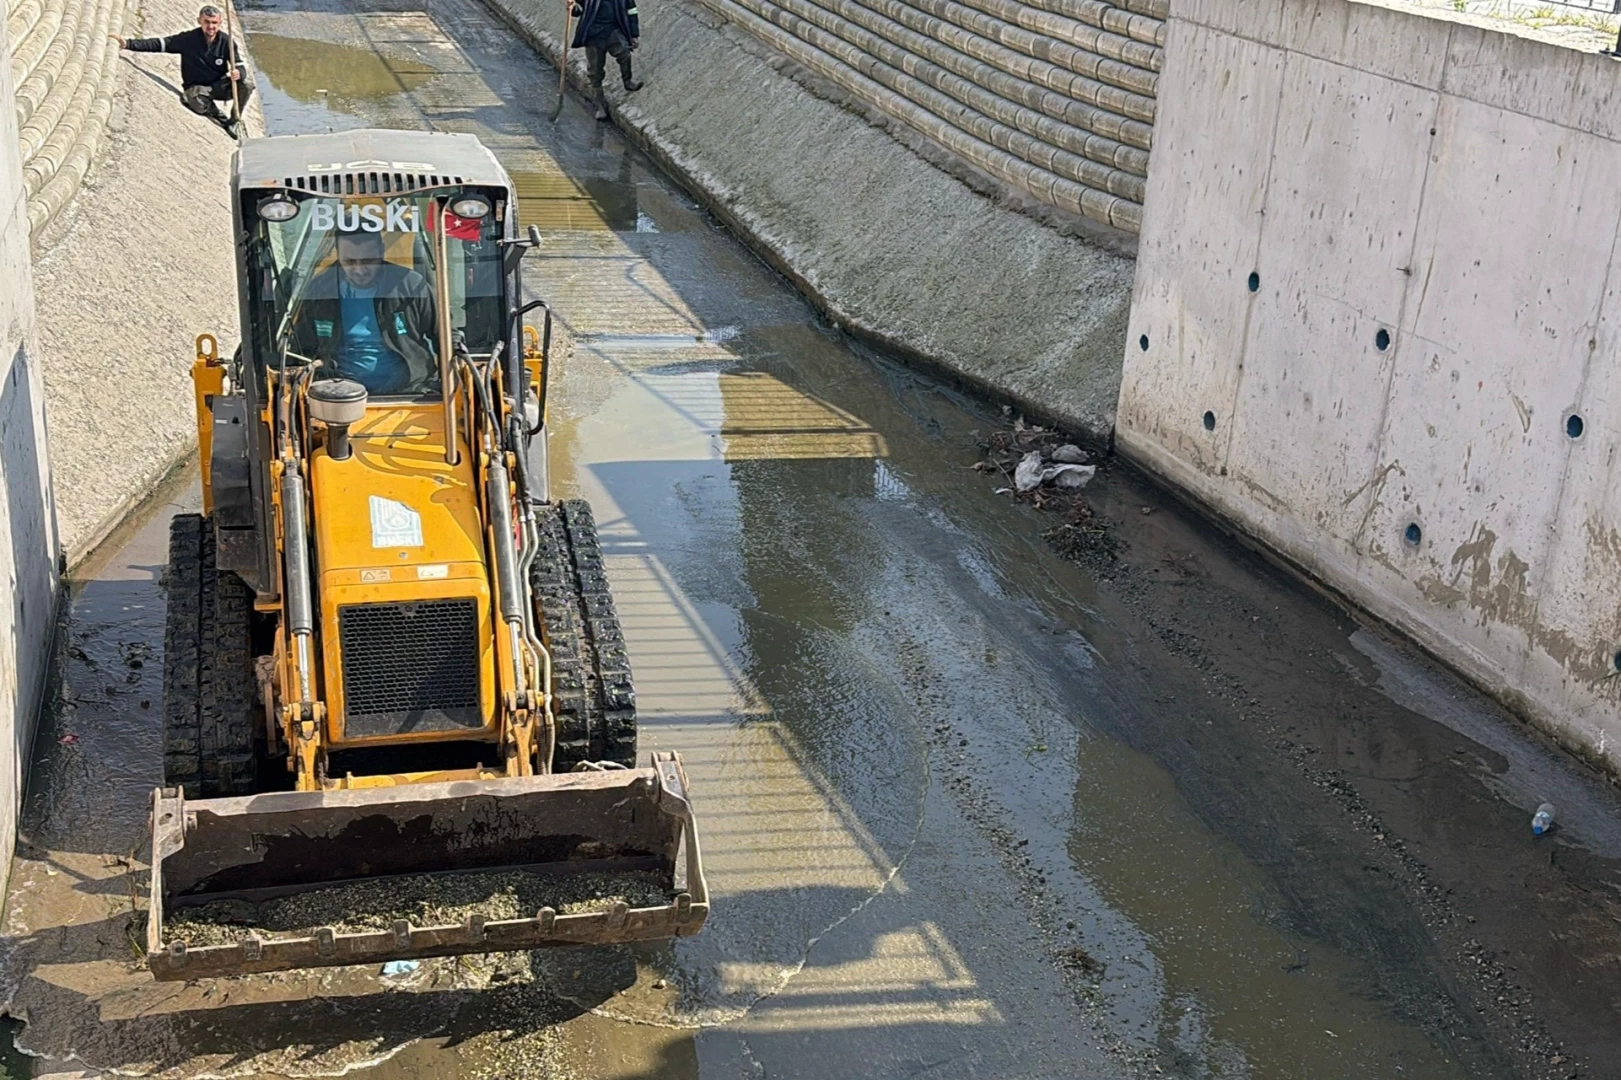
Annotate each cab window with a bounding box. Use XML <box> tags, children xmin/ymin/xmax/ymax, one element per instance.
<box><xmin>245</xmin><ymin>189</ymin><xmax>504</xmax><ymax>398</ymax></box>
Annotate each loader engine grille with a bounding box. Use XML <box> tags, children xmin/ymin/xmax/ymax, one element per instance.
<box><xmin>338</xmin><ymin>599</ymin><xmax>484</xmax><ymax>737</ymax></box>
<box><xmin>285</xmin><ymin>172</ymin><xmax>465</xmax><ymax>195</ymax></box>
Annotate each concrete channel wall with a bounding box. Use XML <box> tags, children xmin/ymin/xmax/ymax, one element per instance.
<box><xmin>6</xmin><ymin>0</ymin><xmax>129</xmax><ymax>241</ymax></box>
<box><xmin>0</xmin><ymin>12</ymin><xmax>62</xmax><ymax>900</ymax></box>
<box><xmin>484</xmin><ymin>0</ymin><xmax>1138</xmax><ymax>438</ymax></box>
<box><xmin>1120</xmin><ymin>0</ymin><xmax>1621</xmax><ymax>769</ymax></box>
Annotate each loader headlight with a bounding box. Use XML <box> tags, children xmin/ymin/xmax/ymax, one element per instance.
<box><xmin>450</xmin><ymin>195</ymin><xmax>492</xmax><ymax>220</ymax></box>
<box><xmin>257</xmin><ymin>193</ymin><xmax>300</xmax><ymax>222</ymax></box>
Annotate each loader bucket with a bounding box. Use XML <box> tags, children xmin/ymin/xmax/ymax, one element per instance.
<box><xmin>145</xmin><ymin>752</ymin><xmax>708</xmax><ymax>980</ymax></box>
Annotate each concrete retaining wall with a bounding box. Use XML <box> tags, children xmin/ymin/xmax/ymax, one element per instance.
<box><xmin>0</xmin><ymin>9</ymin><xmax>62</xmax><ymax>899</ymax></box>
<box><xmin>7</xmin><ymin>0</ymin><xmax>128</xmax><ymax>241</ymax></box>
<box><xmin>485</xmin><ymin>0</ymin><xmax>1137</xmax><ymax>438</ymax></box>
<box><xmin>1120</xmin><ymin>0</ymin><xmax>1621</xmax><ymax>768</ymax></box>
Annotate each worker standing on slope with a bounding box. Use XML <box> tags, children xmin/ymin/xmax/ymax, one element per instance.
<box><xmin>111</xmin><ymin>4</ymin><xmax>252</xmax><ymax>139</ymax></box>
<box><xmin>570</xmin><ymin>0</ymin><xmax>643</xmax><ymax>122</ymax></box>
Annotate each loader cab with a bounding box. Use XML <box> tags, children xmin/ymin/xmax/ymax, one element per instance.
<box><xmin>213</xmin><ymin>132</ymin><xmax>539</xmax><ymax>601</ymax></box>
<box><xmin>233</xmin><ymin>182</ymin><xmax>531</xmax><ymax>756</ymax></box>
<box><xmin>241</xmin><ymin>187</ymin><xmax>509</xmax><ymax>399</ymax></box>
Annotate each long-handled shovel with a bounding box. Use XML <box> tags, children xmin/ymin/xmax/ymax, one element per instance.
<box><xmin>548</xmin><ymin>0</ymin><xmax>572</xmax><ymax>122</ymax></box>
<box><xmin>224</xmin><ymin>0</ymin><xmax>244</xmax><ymax>138</ymax></box>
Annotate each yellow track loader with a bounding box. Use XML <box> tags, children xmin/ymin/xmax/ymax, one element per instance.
<box><xmin>145</xmin><ymin>130</ymin><xmax>707</xmax><ymax>980</ymax></box>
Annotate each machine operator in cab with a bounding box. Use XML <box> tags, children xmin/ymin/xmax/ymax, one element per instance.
<box><xmin>288</xmin><ymin>227</ymin><xmax>438</xmax><ymax>395</ymax></box>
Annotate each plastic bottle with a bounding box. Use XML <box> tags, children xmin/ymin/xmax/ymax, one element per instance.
<box><xmin>1531</xmin><ymin>803</ymin><xmax>1556</xmax><ymax>836</ymax></box>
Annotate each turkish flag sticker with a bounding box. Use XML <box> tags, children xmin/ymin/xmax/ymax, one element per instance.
<box><xmin>428</xmin><ymin>210</ymin><xmax>483</xmax><ymax>241</ymax></box>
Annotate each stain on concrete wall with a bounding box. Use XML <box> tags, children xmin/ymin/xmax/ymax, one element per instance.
<box><xmin>1120</xmin><ymin>0</ymin><xmax>1621</xmax><ymax>768</ymax></box>
<box><xmin>0</xmin><ymin>11</ymin><xmax>63</xmax><ymax>897</ymax></box>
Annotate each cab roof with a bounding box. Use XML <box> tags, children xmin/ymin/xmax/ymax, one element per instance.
<box><xmin>233</xmin><ymin>130</ymin><xmax>511</xmax><ymax>192</ymax></box>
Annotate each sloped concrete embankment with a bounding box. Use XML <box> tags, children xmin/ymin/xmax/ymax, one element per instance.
<box><xmin>25</xmin><ymin>0</ymin><xmax>262</xmax><ymax>560</ymax></box>
<box><xmin>1121</xmin><ymin>0</ymin><xmax>1621</xmax><ymax>771</ymax></box>
<box><xmin>483</xmin><ymin>0</ymin><xmax>1136</xmax><ymax>440</ymax></box>
<box><xmin>666</xmin><ymin>0</ymin><xmax>1166</xmax><ymax>233</ymax></box>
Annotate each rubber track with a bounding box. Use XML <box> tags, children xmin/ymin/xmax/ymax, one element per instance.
<box><xmin>162</xmin><ymin>514</ymin><xmax>258</xmax><ymax>796</ymax></box>
<box><xmin>531</xmin><ymin>504</ymin><xmax>592</xmax><ymax>766</ymax></box>
<box><xmin>162</xmin><ymin>515</ymin><xmax>203</xmax><ymax>793</ymax></box>
<box><xmin>563</xmin><ymin>500</ymin><xmax>637</xmax><ymax>765</ymax></box>
<box><xmin>530</xmin><ymin>500</ymin><xmax>638</xmax><ymax>768</ymax></box>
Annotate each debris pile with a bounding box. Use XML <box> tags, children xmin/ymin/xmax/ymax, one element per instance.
<box><xmin>976</xmin><ymin>422</ymin><xmax>1117</xmax><ymax>560</ymax></box>
<box><xmin>1044</xmin><ymin>498</ymin><xmax>1118</xmax><ymax>561</ymax></box>
<box><xmin>165</xmin><ymin>869</ymin><xmax>673</xmax><ymax>946</ymax></box>
<box><xmin>1013</xmin><ymin>445</ymin><xmax>1094</xmax><ymax>493</ymax></box>
<box><xmin>977</xmin><ymin>424</ymin><xmax>1094</xmax><ymax>504</ymax></box>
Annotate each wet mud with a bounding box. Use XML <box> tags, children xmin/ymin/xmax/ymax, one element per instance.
<box><xmin>166</xmin><ymin>870</ymin><xmax>673</xmax><ymax>946</ymax></box>
<box><xmin>3</xmin><ymin>0</ymin><xmax>1620</xmax><ymax>1076</ymax></box>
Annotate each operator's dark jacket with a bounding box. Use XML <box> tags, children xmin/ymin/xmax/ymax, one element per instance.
<box><xmin>288</xmin><ymin>263</ymin><xmax>439</xmax><ymax>392</ymax></box>
<box><xmin>124</xmin><ymin>28</ymin><xmax>245</xmax><ymax>88</ymax></box>
<box><xmin>571</xmin><ymin>0</ymin><xmax>638</xmax><ymax>47</ymax></box>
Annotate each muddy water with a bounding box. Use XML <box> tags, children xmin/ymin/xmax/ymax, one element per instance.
<box><xmin>5</xmin><ymin>0</ymin><xmax>1620</xmax><ymax>1075</ymax></box>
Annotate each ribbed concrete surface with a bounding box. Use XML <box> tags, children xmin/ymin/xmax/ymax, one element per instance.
<box><xmin>689</xmin><ymin>0</ymin><xmax>1162</xmax><ymax>230</ymax></box>
<box><xmin>484</xmin><ymin>0</ymin><xmax>1162</xmax><ymax>230</ymax></box>
<box><xmin>6</xmin><ymin>0</ymin><xmax>128</xmax><ymax>239</ymax></box>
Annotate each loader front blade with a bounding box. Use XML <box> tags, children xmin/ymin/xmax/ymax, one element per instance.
<box><xmin>145</xmin><ymin>752</ymin><xmax>707</xmax><ymax>980</ymax></box>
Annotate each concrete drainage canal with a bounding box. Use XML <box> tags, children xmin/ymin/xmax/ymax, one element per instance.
<box><xmin>2</xmin><ymin>0</ymin><xmax>1621</xmax><ymax>1076</ymax></box>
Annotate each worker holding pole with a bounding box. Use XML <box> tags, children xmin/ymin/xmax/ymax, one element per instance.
<box><xmin>570</xmin><ymin>0</ymin><xmax>643</xmax><ymax>121</ymax></box>
<box><xmin>111</xmin><ymin>4</ymin><xmax>251</xmax><ymax>139</ymax></box>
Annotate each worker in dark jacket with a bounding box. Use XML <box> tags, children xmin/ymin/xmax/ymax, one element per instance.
<box><xmin>288</xmin><ymin>229</ymin><xmax>438</xmax><ymax>395</ymax></box>
<box><xmin>570</xmin><ymin>0</ymin><xmax>643</xmax><ymax>121</ymax></box>
<box><xmin>112</xmin><ymin>4</ymin><xmax>252</xmax><ymax>138</ymax></box>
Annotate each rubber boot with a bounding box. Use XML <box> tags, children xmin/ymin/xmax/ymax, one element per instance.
<box><xmin>212</xmin><ymin>106</ymin><xmax>241</xmax><ymax>140</ymax></box>
<box><xmin>620</xmin><ymin>56</ymin><xmax>643</xmax><ymax>92</ymax></box>
<box><xmin>593</xmin><ymin>86</ymin><xmax>610</xmax><ymax>121</ymax></box>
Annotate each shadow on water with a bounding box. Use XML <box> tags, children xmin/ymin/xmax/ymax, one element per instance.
<box><xmin>3</xmin><ymin>872</ymin><xmax>873</xmax><ymax>1076</ymax></box>
<box><xmin>14</xmin><ymin>510</ymin><xmax>172</xmax><ymax>862</ymax></box>
<box><xmin>5</xmin><ymin>916</ymin><xmax>611</xmax><ymax>1069</ymax></box>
